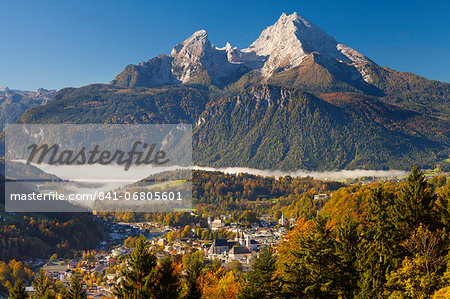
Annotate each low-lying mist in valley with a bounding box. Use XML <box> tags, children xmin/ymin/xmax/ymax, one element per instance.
<box><xmin>192</xmin><ymin>166</ymin><xmax>408</xmax><ymax>180</ymax></box>
<box><xmin>19</xmin><ymin>161</ymin><xmax>409</xmax><ymax>183</ymax></box>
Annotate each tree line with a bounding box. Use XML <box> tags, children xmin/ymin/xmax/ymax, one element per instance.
<box><xmin>113</xmin><ymin>167</ymin><xmax>450</xmax><ymax>298</ymax></box>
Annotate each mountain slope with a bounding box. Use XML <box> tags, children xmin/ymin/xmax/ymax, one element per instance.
<box><xmin>193</xmin><ymin>85</ymin><xmax>447</xmax><ymax>170</ymax></box>
<box><xmin>315</xmin><ymin>92</ymin><xmax>449</xmax><ymax>144</ymax></box>
<box><xmin>17</xmin><ymin>83</ymin><xmax>449</xmax><ymax>170</ymax></box>
<box><xmin>0</xmin><ymin>87</ymin><xmax>55</xmax><ymax>130</ymax></box>
<box><xmin>19</xmin><ymin>84</ymin><xmax>212</xmax><ymax>124</ymax></box>
<box><xmin>363</xmin><ymin>66</ymin><xmax>450</xmax><ymax>120</ymax></box>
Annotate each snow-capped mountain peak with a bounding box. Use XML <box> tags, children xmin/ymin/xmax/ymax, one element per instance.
<box><xmin>170</xmin><ymin>29</ymin><xmax>212</xmax><ymax>61</ymax></box>
<box><xmin>168</xmin><ymin>29</ymin><xmax>262</xmax><ymax>84</ymax></box>
<box><xmin>112</xmin><ymin>12</ymin><xmax>373</xmax><ymax>88</ymax></box>
<box><xmin>243</xmin><ymin>12</ymin><xmax>370</xmax><ymax>75</ymax></box>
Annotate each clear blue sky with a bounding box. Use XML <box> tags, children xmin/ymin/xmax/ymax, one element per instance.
<box><xmin>1</xmin><ymin>0</ymin><xmax>449</xmax><ymax>91</ymax></box>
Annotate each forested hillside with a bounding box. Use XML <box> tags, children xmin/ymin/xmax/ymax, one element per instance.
<box><xmin>114</xmin><ymin>168</ymin><xmax>450</xmax><ymax>298</ymax></box>
<box><xmin>17</xmin><ymin>84</ymin><xmax>449</xmax><ymax>171</ymax></box>
<box><xmin>19</xmin><ymin>168</ymin><xmax>450</xmax><ymax>298</ymax></box>
<box><xmin>0</xmin><ymin>163</ymin><xmax>108</xmax><ymax>262</ymax></box>
<box><xmin>194</xmin><ymin>85</ymin><xmax>448</xmax><ymax>170</ymax></box>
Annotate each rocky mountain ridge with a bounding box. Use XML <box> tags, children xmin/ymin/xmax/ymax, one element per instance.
<box><xmin>0</xmin><ymin>87</ymin><xmax>55</xmax><ymax>131</ymax></box>
<box><xmin>111</xmin><ymin>12</ymin><xmax>373</xmax><ymax>89</ymax></box>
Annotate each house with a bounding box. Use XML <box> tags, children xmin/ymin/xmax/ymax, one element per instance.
<box><xmin>228</xmin><ymin>246</ymin><xmax>254</xmax><ymax>264</ymax></box>
<box><xmin>25</xmin><ymin>286</ymin><xmax>35</xmax><ymax>296</ymax></box>
<box><xmin>157</xmin><ymin>238</ymin><xmax>167</xmax><ymax>246</ymax></box>
<box><xmin>314</xmin><ymin>194</ymin><xmax>329</xmax><ymax>200</ymax></box>
<box><xmin>111</xmin><ymin>248</ymin><xmax>122</xmax><ymax>257</ymax></box>
<box><xmin>247</xmin><ymin>239</ymin><xmax>260</xmax><ymax>251</ymax></box>
<box><xmin>210</xmin><ymin>219</ymin><xmax>225</xmax><ymax>231</ymax></box>
<box><xmin>174</xmin><ymin>237</ymin><xmax>194</xmax><ymax>247</ymax></box>
<box><xmin>208</xmin><ymin>239</ymin><xmax>238</xmax><ymax>255</ymax></box>
<box><xmin>229</xmin><ymin>246</ymin><xmax>252</xmax><ymax>258</ymax></box>
<box><xmin>91</xmin><ymin>290</ymin><xmax>113</xmax><ymax>299</ymax></box>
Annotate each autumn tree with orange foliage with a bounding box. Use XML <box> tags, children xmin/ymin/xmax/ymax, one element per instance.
<box><xmin>201</xmin><ymin>267</ymin><xmax>242</xmax><ymax>299</ymax></box>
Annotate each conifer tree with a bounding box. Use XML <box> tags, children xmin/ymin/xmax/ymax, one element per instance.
<box><xmin>65</xmin><ymin>273</ymin><xmax>87</xmax><ymax>299</ymax></box>
<box><xmin>392</xmin><ymin>166</ymin><xmax>436</xmax><ymax>239</ymax></box>
<box><xmin>183</xmin><ymin>251</ymin><xmax>203</xmax><ymax>299</ymax></box>
<box><xmin>153</xmin><ymin>256</ymin><xmax>181</xmax><ymax>299</ymax></box>
<box><xmin>9</xmin><ymin>279</ymin><xmax>28</xmax><ymax>299</ymax></box>
<box><xmin>33</xmin><ymin>269</ymin><xmax>55</xmax><ymax>299</ymax></box>
<box><xmin>385</xmin><ymin>226</ymin><xmax>445</xmax><ymax>298</ymax></box>
<box><xmin>437</xmin><ymin>181</ymin><xmax>450</xmax><ymax>239</ymax></box>
<box><xmin>239</xmin><ymin>247</ymin><xmax>278</xmax><ymax>299</ymax></box>
<box><xmin>357</xmin><ymin>186</ymin><xmax>397</xmax><ymax>298</ymax></box>
<box><xmin>59</xmin><ymin>285</ymin><xmax>68</xmax><ymax>299</ymax></box>
<box><xmin>336</xmin><ymin>215</ymin><xmax>359</xmax><ymax>298</ymax></box>
<box><xmin>114</xmin><ymin>236</ymin><xmax>157</xmax><ymax>299</ymax></box>
<box><xmin>281</xmin><ymin>215</ymin><xmax>340</xmax><ymax>298</ymax></box>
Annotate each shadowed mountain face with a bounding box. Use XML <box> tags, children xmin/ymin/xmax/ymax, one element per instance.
<box><xmin>16</xmin><ymin>12</ymin><xmax>450</xmax><ymax>171</ymax></box>
<box><xmin>193</xmin><ymin>85</ymin><xmax>447</xmax><ymax>170</ymax></box>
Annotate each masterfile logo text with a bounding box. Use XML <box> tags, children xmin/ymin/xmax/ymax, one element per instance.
<box><xmin>4</xmin><ymin>124</ymin><xmax>192</xmax><ymax>213</ymax></box>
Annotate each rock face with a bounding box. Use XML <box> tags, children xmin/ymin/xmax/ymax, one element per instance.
<box><xmin>111</xmin><ymin>29</ymin><xmax>260</xmax><ymax>88</ymax></box>
<box><xmin>243</xmin><ymin>12</ymin><xmax>370</xmax><ymax>75</ymax></box>
<box><xmin>111</xmin><ymin>12</ymin><xmax>372</xmax><ymax>89</ymax></box>
<box><xmin>0</xmin><ymin>87</ymin><xmax>55</xmax><ymax>130</ymax></box>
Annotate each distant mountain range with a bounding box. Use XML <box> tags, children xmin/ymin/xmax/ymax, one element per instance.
<box><xmin>0</xmin><ymin>86</ymin><xmax>55</xmax><ymax>131</ymax></box>
<box><xmin>16</xmin><ymin>12</ymin><xmax>450</xmax><ymax>171</ymax></box>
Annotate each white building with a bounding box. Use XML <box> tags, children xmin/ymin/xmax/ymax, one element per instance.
<box><xmin>211</xmin><ymin>219</ymin><xmax>225</xmax><ymax>231</ymax></box>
